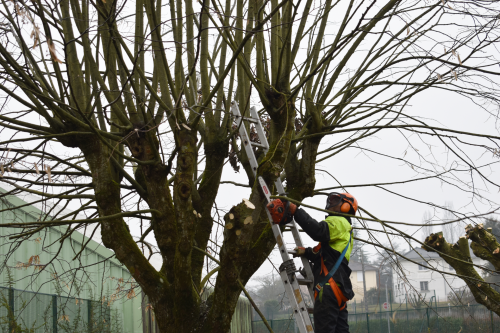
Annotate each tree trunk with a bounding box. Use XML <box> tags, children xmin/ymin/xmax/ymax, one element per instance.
<box><xmin>424</xmin><ymin>230</ymin><xmax>500</xmax><ymax>316</ymax></box>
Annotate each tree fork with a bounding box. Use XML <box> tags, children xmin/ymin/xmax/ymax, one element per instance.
<box><xmin>466</xmin><ymin>224</ymin><xmax>500</xmax><ymax>271</ymax></box>
<box><xmin>424</xmin><ymin>232</ymin><xmax>500</xmax><ymax>316</ymax></box>
<box><xmin>80</xmin><ymin>138</ymin><xmax>164</xmax><ymax>299</ymax></box>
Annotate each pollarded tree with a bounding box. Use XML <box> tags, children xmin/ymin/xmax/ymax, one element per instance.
<box><xmin>1</xmin><ymin>0</ymin><xmax>500</xmax><ymax>332</ymax></box>
<box><xmin>424</xmin><ymin>224</ymin><xmax>500</xmax><ymax>315</ymax></box>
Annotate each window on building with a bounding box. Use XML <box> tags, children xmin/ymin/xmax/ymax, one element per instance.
<box><xmin>420</xmin><ymin>281</ymin><xmax>429</xmax><ymax>291</ymax></box>
<box><xmin>418</xmin><ymin>263</ymin><xmax>428</xmax><ymax>270</ymax></box>
<box><xmin>357</xmin><ymin>271</ymin><xmax>364</xmax><ymax>282</ymax></box>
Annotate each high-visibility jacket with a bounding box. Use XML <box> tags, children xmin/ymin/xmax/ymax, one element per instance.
<box><xmin>294</xmin><ymin>209</ymin><xmax>355</xmax><ymax>300</ymax></box>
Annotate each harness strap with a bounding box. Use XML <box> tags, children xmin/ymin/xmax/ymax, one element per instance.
<box><xmin>313</xmin><ymin>230</ymin><xmax>352</xmax><ymax>310</ymax></box>
<box><xmin>314</xmin><ymin>230</ymin><xmax>352</xmax><ymax>293</ymax></box>
<box><xmin>314</xmin><ymin>257</ymin><xmax>349</xmax><ymax>310</ymax></box>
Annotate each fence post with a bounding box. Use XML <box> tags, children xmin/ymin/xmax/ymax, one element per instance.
<box><xmin>88</xmin><ymin>300</ymin><xmax>92</xmax><ymax>333</ymax></box>
<box><xmin>52</xmin><ymin>295</ymin><xmax>58</xmax><ymax>333</ymax></box>
<box><xmin>366</xmin><ymin>313</ymin><xmax>370</xmax><ymax>333</ymax></box>
<box><xmin>426</xmin><ymin>307</ymin><xmax>430</xmax><ymax>331</ymax></box>
<box><xmin>436</xmin><ymin>295</ymin><xmax>439</xmax><ymax>332</ymax></box>
<box><xmin>405</xmin><ymin>294</ymin><xmax>409</xmax><ymax>324</ymax></box>
<box><xmin>389</xmin><ymin>290</ymin><xmax>393</xmax><ymax>333</ymax></box>
<box><xmin>389</xmin><ymin>290</ymin><xmax>393</xmax><ymax>312</ymax></box>
<box><xmin>8</xmin><ymin>287</ymin><xmax>14</xmax><ymax>333</ymax></box>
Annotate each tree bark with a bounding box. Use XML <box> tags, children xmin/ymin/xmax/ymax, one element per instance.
<box><xmin>423</xmin><ymin>231</ymin><xmax>500</xmax><ymax>316</ymax></box>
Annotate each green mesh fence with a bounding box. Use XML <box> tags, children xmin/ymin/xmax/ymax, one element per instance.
<box><xmin>252</xmin><ymin>304</ymin><xmax>499</xmax><ymax>333</ymax></box>
<box><xmin>0</xmin><ymin>286</ymin><xmax>111</xmax><ymax>333</ymax></box>
<box><xmin>251</xmin><ymin>314</ymin><xmax>313</xmax><ymax>333</ymax></box>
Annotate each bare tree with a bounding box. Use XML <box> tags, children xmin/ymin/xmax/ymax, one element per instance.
<box><xmin>0</xmin><ymin>0</ymin><xmax>499</xmax><ymax>332</ymax></box>
<box><xmin>424</xmin><ymin>225</ymin><xmax>500</xmax><ymax>314</ymax></box>
<box><xmin>422</xmin><ymin>211</ymin><xmax>433</xmax><ymax>241</ymax></box>
<box><xmin>442</xmin><ymin>202</ymin><xmax>460</xmax><ymax>243</ymax></box>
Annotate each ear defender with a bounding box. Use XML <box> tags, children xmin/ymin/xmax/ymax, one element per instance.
<box><xmin>340</xmin><ymin>201</ymin><xmax>352</xmax><ymax>213</ymax></box>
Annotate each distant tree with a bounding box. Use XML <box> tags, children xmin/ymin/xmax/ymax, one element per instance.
<box><xmin>408</xmin><ymin>293</ymin><xmax>427</xmax><ymax>310</ymax></box>
<box><xmin>365</xmin><ymin>287</ymin><xmax>380</xmax><ymax>306</ymax></box>
<box><xmin>351</xmin><ymin>223</ymin><xmax>370</xmax><ymax>263</ymax></box>
<box><xmin>249</xmin><ymin>273</ymin><xmax>285</xmax><ymax>305</ymax></box>
<box><xmin>448</xmin><ymin>286</ymin><xmax>476</xmax><ymax>306</ymax></box>
<box><xmin>373</xmin><ymin>241</ymin><xmax>403</xmax><ymax>291</ymax></box>
<box><xmin>263</xmin><ymin>299</ymin><xmax>280</xmax><ymax>320</ymax></box>
<box><xmin>442</xmin><ymin>202</ymin><xmax>461</xmax><ymax>243</ymax></box>
<box><xmin>483</xmin><ymin>218</ymin><xmax>500</xmax><ymax>241</ymax></box>
<box><xmin>421</xmin><ymin>211</ymin><xmax>434</xmax><ymax>241</ymax></box>
<box><xmin>365</xmin><ymin>287</ymin><xmax>393</xmax><ymax>306</ymax></box>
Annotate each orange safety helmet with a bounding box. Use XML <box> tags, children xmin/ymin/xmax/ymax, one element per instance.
<box><xmin>326</xmin><ymin>192</ymin><xmax>358</xmax><ymax>215</ymax></box>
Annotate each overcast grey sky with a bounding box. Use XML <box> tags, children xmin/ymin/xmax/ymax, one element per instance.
<box><xmin>1</xmin><ymin>0</ymin><xmax>499</xmax><ymax>290</ymax></box>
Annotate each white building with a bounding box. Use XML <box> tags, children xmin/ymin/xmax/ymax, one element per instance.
<box><xmin>392</xmin><ymin>247</ymin><xmax>487</xmax><ymax>303</ymax></box>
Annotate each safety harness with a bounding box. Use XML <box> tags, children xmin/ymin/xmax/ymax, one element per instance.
<box><xmin>313</xmin><ymin>230</ymin><xmax>352</xmax><ymax>310</ymax></box>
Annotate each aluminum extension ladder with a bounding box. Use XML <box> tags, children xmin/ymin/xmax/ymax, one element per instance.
<box><xmin>230</xmin><ymin>101</ymin><xmax>315</xmax><ymax>333</ymax></box>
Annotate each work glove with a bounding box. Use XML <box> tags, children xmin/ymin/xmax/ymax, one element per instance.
<box><xmin>266</xmin><ymin>199</ymin><xmax>297</xmax><ymax>225</ymax></box>
<box><xmin>293</xmin><ymin>247</ymin><xmax>306</xmax><ymax>258</ymax></box>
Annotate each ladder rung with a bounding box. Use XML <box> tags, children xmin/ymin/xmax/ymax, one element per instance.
<box><xmin>284</xmin><ymin>228</ymin><xmax>305</xmax><ymax>232</ymax></box>
<box><xmin>234</xmin><ymin>115</ymin><xmax>259</xmax><ymax>124</ymax></box>
<box><xmin>243</xmin><ymin>117</ymin><xmax>259</xmax><ymax>123</ymax></box>
<box><xmin>297</xmin><ymin>278</ymin><xmax>313</xmax><ymax>285</ymax></box>
<box><xmin>250</xmin><ymin>142</ymin><xmax>268</xmax><ymax>149</ymax></box>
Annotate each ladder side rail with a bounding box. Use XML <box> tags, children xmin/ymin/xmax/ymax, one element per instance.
<box><xmin>249</xmin><ymin>107</ymin><xmax>269</xmax><ymax>149</ymax></box>
<box><xmin>234</xmin><ymin>102</ymin><xmax>316</xmax><ymax>333</ymax></box>
<box><xmin>290</xmin><ymin>225</ymin><xmax>315</xmax><ymax>301</ymax></box>
<box><xmin>250</xmin><ymin>110</ymin><xmax>316</xmax><ymax>300</ymax></box>
<box><xmin>267</xmin><ymin>213</ymin><xmax>292</xmax><ymax>261</ymax></box>
<box><xmin>231</xmin><ymin>102</ymin><xmax>259</xmax><ymax>175</ymax></box>
<box><xmin>280</xmin><ymin>270</ymin><xmax>315</xmax><ymax>333</ymax></box>
<box><xmin>261</xmin><ymin>178</ymin><xmax>314</xmax><ymax>333</ymax></box>
<box><xmin>248</xmin><ymin>107</ymin><xmax>287</xmax><ymax>195</ymax></box>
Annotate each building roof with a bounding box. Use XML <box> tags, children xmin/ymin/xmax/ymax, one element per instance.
<box><xmin>401</xmin><ymin>246</ymin><xmax>480</xmax><ymax>261</ymax></box>
<box><xmin>349</xmin><ymin>261</ymin><xmax>378</xmax><ymax>272</ymax></box>
<box><xmin>404</xmin><ymin>247</ymin><xmax>442</xmax><ymax>259</ymax></box>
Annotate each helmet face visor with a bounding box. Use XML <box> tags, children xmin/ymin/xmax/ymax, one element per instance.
<box><xmin>326</xmin><ymin>193</ymin><xmax>342</xmax><ymax>210</ymax></box>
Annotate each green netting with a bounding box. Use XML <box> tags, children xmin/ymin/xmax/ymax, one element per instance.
<box><xmin>0</xmin><ymin>287</ymin><xmax>12</xmax><ymax>326</ymax></box>
<box><xmin>252</xmin><ymin>304</ymin><xmax>499</xmax><ymax>333</ymax></box>
<box><xmin>0</xmin><ymin>286</ymin><xmax>111</xmax><ymax>333</ymax></box>
<box><xmin>251</xmin><ymin>315</ymin><xmax>314</xmax><ymax>333</ymax></box>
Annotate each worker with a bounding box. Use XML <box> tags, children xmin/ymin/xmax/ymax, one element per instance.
<box><xmin>266</xmin><ymin>192</ymin><xmax>357</xmax><ymax>333</ymax></box>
